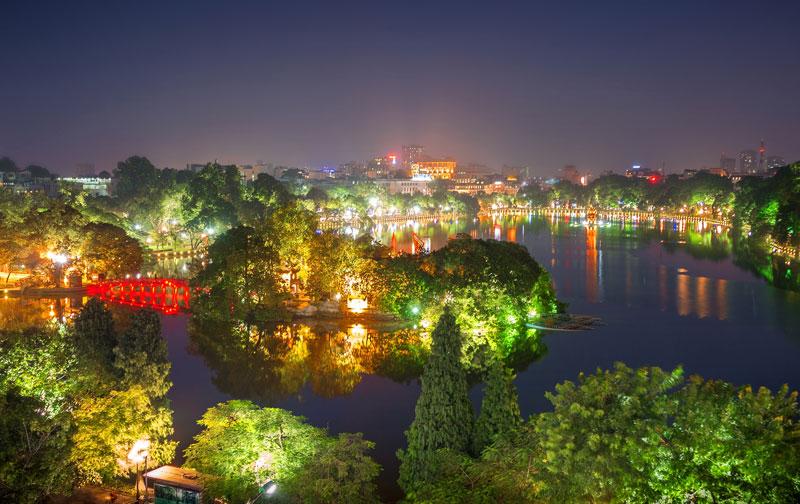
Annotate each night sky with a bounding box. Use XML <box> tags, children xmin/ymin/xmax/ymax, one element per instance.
<box><xmin>2</xmin><ymin>0</ymin><xmax>798</xmax><ymax>175</ymax></box>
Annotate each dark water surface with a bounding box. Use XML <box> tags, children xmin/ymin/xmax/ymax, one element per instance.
<box><xmin>5</xmin><ymin>214</ymin><xmax>799</xmax><ymax>502</ymax></box>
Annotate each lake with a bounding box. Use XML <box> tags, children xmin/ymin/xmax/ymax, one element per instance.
<box><xmin>5</xmin><ymin>213</ymin><xmax>800</xmax><ymax>502</ymax></box>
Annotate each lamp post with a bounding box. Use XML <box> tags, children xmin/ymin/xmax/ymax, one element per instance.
<box><xmin>128</xmin><ymin>439</ymin><xmax>151</xmax><ymax>502</ymax></box>
<box><xmin>46</xmin><ymin>252</ymin><xmax>68</xmax><ymax>288</ymax></box>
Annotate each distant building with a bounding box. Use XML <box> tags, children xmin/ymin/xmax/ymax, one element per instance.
<box><xmin>366</xmin><ymin>156</ymin><xmax>393</xmax><ymax>178</ymax></box>
<box><xmin>625</xmin><ymin>164</ymin><xmax>663</xmax><ymax>184</ymax></box>
<box><xmin>457</xmin><ymin>162</ymin><xmax>490</xmax><ymax>177</ymax></box>
<box><xmin>738</xmin><ymin>150</ymin><xmax>757</xmax><ymax>173</ymax></box>
<box><xmin>2</xmin><ymin>170</ymin><xmax>60</xmax><ymax>197</ymax></box>
<box><xmin>486</xmin><ymin>174</ymin><xmax>520</xmax><ymax>195</ymax></box>
<box><xmin>766</xmin><ymin>155</ymin><xmax>786</xmax><ymax>170</ymax></box>
<box><xmin>338</xmin><ymin>161</ymin><xmax>366</xmax><ymax>178</ymax></box>
<box><xmin>373</xmin><ymin>178</ymin><xmax>432</xmax><ymax>196</ymax></box>
<box><xmin>758</xmin><ymin>139</ymin><xmax>766</xmax><ymax>172</ymax></box>
<box><xmin>559</xmin><ymin>165</ymin><xmax>591</xmax><ymax>186</ymax></box>
<box><xmin>236</xmin><ymin>163</ymin><xmax>271</xmax><ymax>181</ymax></box>
<box><xmin>450</xmin><ymin>177</ymin><xmax>483</xmax><ymax>195</ymax></box>
<box><xmin>410</xmin><ymin>159</ymin><xmax>456</xmax><ymax>180</ymax></box>
<box><xmin>307</xmin><ymin>166</ymin><xmax>338</xmax><ymax>180</ymax></box>
<box><xmin>720</xmin><ymin>155</ymin><xmax>737</xmax><ymax>173</ymax></box>
<box><xmin>503</xmin><ymin>165</ymin><xmax>534</xmax><ymax>181</ymax></box>
<box><xmin>401</xmin><ymin>145</ymin><xmax>424</xmax><ymax>166</ymax></box>
<box><xmin>59</xmin><ymin>176</ymin><xmax>113</xmax><ymax>196</ymax></box>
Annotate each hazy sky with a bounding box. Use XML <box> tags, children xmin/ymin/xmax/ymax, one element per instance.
<box><xmin>2</xmin><ymin>0</ymin><xmax>798</xmax><ymax>176</ymax></box>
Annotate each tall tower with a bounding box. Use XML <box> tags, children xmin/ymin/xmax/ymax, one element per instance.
<box><xmin>758</xmin><ymin>139</ymin><xmax>766</xmax><ymax>172</ymax></box>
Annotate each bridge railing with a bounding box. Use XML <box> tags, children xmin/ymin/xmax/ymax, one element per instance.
<box><xmin>86</xmin><ymin>278</ymin><xmax>191</xmax><ymax>314</ymax></box>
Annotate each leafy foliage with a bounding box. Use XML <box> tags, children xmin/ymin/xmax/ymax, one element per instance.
<box><xmin>114</xmin><ymin>309</ymin><xmax>171</xmax><ymax>397</ymax></box>
<box><xmin>472</xmin><ymin>357</ymin><xmax>521</xmax><ymax>455</ymax></box>
<box><xmin>70</xmin><ymin>385</ymin><xmax>176</xmax><ymax>484</ymax></box>
<box><xmin>411</xmin><ymin>363</ymin><xmax>800</xmax><ymax>504</ymax></box>
<box><xmin>398</xmin><ymin>309</ymin><xmax>473</xmax><ymax>492</ymax></box>
<box><xmin>72</xmin><ymin>297</ymin><xmax>117</xmax><ymax>376</ymax></box>
<box><xmin>184</xmin><ymin>400</ymin><xmax>379</xmax><ymax>503</ymax></box>
<box><xmin>0</xmin><ymin>388</ymin><xmax>75</xmax><ymax>504</ymax></box>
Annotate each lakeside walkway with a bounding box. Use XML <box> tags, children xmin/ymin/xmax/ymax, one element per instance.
<box><xmin>479</xmin><ymin>206</ymin><xmax>729</xmax><ymax>226</ymax></box>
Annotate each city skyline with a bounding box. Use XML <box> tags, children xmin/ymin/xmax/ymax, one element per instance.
<box><xmin>2</xmin><ymin>1</ymin><xmax>799</xmax><ymax>175</ymax></box>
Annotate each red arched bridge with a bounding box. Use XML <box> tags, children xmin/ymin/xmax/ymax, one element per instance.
<box><xmin>86</xmin><ymin>278</ymin><xmax>191</xmax><ymax>314</ymax></box>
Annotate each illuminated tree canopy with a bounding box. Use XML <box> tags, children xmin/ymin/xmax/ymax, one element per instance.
<box><xmin>184</xmin><ymin>400</ymin><xmax>380</xmax><ymax>503</ymax></box>
<box><xmin>0</xmin><ymin>301</ymin><xmax>176</xmax><ymax>498</ymax></box>
<box><xmin>408</xmin><ymin>363</ymin><xmax>800</xmax><ymax>504</ymax></box>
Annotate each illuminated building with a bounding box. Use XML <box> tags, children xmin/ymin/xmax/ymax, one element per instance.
<box><xmin>451</xmin><ymin>177</ymin><xmax>486</xmax><ymax>195</ymax></box>
<box><xmin>237</xmin><ymin>162</ymin><xmax>271</xmax><ymax>181</ymax></box>
<box><xmin>766</xmin><ymin>155</ymin><xmax>786</xmax><ymax>170</ymax></box>
<box><xmin>738</xmin><ymin>150</ymin><xmax>757</xmax><ymax>173</ymax></box>
<box><xmin>625</xmin><ymin>164</ymin><xmax>662</xmax><ymax>183</ymax></box>
<box><xmin>757</xmin><ymin>139</ymin><xmax>766</xmax><ymax>172</ymax></box>
<box><xmin>410</xmin><ymin>159</ymin><xmax>456</xmax><ymax>180</ymax></box>
<box><xmin>59</xmin><ymin>176</ymin><xmax>113</xmax><ymax>196</ymax></box>
<box><xmin>366</xmin><ymin>156</ymin><xmax>394</xmax><ymax>178</ymax></box>
<box><xmin>372</xmin><ymin>178</ymin><xmax>432</xmax><ymax>195</ymax></box>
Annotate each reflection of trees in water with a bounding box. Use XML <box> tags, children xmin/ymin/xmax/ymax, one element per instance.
<box><xmin>732</xmin><ymin>234</ymin><xmax>800</xmax><ymax>293</ymax></box>
<box><xmin>188</xmin><ymin>316</ymin><xmax>428</xmax><ymax>403</ymax></box>
<box><xmin>189</xmin><ymin>312</ymin><xmax>551</xmax><ymax>403</ymax></box>
<box><xmin>542</xmin><ymin>215</ymin><xmax>734</xmax><ymax>262</ymax></box>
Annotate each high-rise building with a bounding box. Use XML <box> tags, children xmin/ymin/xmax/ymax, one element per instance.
<box><xmin>402</xmin><ymin>145</ymin><xmax>424</xmax><ymax>166</ymax></box>
<box><xmin>738</xmin><ymin>150</ymin><xmax>757</xmax><ymax>173</ymax></box>
<box><xmin>766</xmin><ymin>156</ymin><xmax>786</xmax><ymax>170</ymax></box>
<box><xmin>758</xmin><ymin>140</ymin><xmax>766</xmax><ymax>172</ymax></box>
<box><xmin>720</xmin><ymin>154</ymin><xmax>736</xmax><ymax>173</ymax></box>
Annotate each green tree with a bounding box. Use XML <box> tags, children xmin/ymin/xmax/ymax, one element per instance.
<box><xmin>72</xmin><ymin>298</ymin><xmax>117</xmax><ymax>376</ymax></box>
<box><xmin>0</xmin><ymin>156</ymin><xmax>17</xmax><ymax>173</ymax></box>
<box><xmin>184</xmin><ymin>400</ymin><xmax>379</xmax><ymax>503</ymax></box>
<box><xmin>658</xmin><ymin>377</ymin><xmax>800</xmax><ymax>504</ymax></box>
<box><xmin>284</xmin><ymin>433</ymin><xmax>381</xmax><ymax>504</ymax></box>
<box><xmin>398</xmin><ymin>308</ymin><xmax>474</xmax><ymax>492</ymax></box>
<box><xmin>181</xmin><ymin>162</ymin><xmax>242</xmax><ymax>232</ymax></box>
<box><xmin>77</xmin><ymin>222</ymin><xmax>144</xmax><ymax>279</ymax></box>
<box><xmin>531</xmin><ymin>363</ymin><xmax>682</xmax><ymax>502</ymax></box>
<box><xmin>421</xmin><ymin>364</ymin><xmax>800</xmax><ymax>504</ymax></box>
<box><xmin>0</xmin><ymin>388</ymin><xmax>74</xmax><ymax>504</ymax></box>
<box><xmin>192</xmin><ymin>225</ymin><xmax>286</xmax><ymax>321</ymax></box>
<box><xmin>70</xmin><ymin>385</ymin><xmax>176</xmax><ymax>485</ymax></box>
<box><xmin>114</xmin><ymin>309</ymin><xmax>171</xmax><ymax>398</ymax></box>
<box><xmin>472</xmin><ymin>357</ymin><xmax>521</xmax><ymax>455</ymax></box>
<box><xmin>0</xmin><ymin>325</ymin><xmax>79</xmax><ymax>414</ymax></box>
<box><xmin>23</xmin><ymin>164</ymin><xmax>51</xmax><ymax>179</ymax></box>
<box><xmin>113</xmin><ymin>156</ymin><xmax>159</xmax><ymax>202</ymax></box>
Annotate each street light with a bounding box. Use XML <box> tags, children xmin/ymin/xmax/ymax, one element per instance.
<box><xmin>45</xmin><ymin>251</ymin><xmax>68</xmax><ymax>287</ymax></box>
<box><xmin>128</xmin><ymin>439</ymin><xmax>150</xmax><ymax>502</ymax></box>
